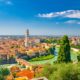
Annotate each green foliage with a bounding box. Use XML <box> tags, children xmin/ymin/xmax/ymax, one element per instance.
<box><xmin>57</xmin><ymin>35</ymin><xmax>71</xmax><ymax>63</ymax></box>
<box><xmin>0</xmin><ymin>75</ymin><xmax>4</xmax><ymax>80</ymax></box>
<box><xmin>0</xmin><ymin>58</ymin><xmax>2</xmax><ymax>64</ymax></box>
<box><xmin>57</xmin><ymin>40</ymin><xmax>60</xmax><ymax>45</ymax></box>
<box><xmin>13</xmin><ymin>72</ymin><xmax>16</xmax><ymax>78</ymax></box>
<box><xmin>29</xmin><ymin>54</ymin><xmax>54</xmax><ymax>61</ymax></box>
<box><xmin>0</xmin><ymin>68</ymin><xmax>10</xmax><ymax>76</ymax></box>
<box><xmin>43</xmin><ymin>38</ymin><xmax>58</xmax><ymax>44</ymax></box>
<box><xmin>0</xmin><ymin>68</ymin><xmax>10</xmax><ymax>80</ymax></box>
<box><xmin>48</xmin><ymin>46</ymin><xmax>55</xmax><ymax>55</ymax></box>
<box><xmin>50</xmin><ymin>64</ymin><xmax>79</xmax><ymax>80</ymax></box>
<box><xmin>36</xmin><ymin>63</ymin><xmax>80</xmax><ymax>80</ymax></box>
<box><xmin>77</xmin><ymin>51</ymin><xmax>80</xmax><ymax>61</ymax></box>
<box><xmin>71</xmin><ymin>45</ymin><xmax>80</xmax><ymax>49</ymax></box>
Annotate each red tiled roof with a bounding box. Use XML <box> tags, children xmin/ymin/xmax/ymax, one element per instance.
<box><xmin>16</xmin><ymin>70</ymin><xmax>34</xmax><ymax>79</ymax></box>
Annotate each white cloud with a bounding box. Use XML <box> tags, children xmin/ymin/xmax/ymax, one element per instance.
<box><xmin>37</xmin><ymin>10</ymin><xmax>80</xmax><ymax>19</ymax></box>
<box><xmin>38</xmin><ymin>13</ymin><xmax>57</xmax><ymax>18</ymax></box>
<box><xmin>65</xmin><ymin>20</ymin><xmax>80</xmax><ymax>24</ymax></box>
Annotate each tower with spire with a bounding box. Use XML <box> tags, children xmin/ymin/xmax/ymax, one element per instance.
<box><xmin>24</xmin><ymin>29</ymin><xmax>29</xmax><ymax>47</ymax></box>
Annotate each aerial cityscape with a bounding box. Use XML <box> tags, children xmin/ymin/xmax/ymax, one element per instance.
<box><xmin>0</xmin><ymin>0</ymin><xmax>80</xmax><ymax>80</ymax></box>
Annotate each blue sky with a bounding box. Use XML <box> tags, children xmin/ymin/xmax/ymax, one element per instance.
<box><xmin>0</xmin><ymin>0</ymin><xmax>80</xmax><ymax>35</ymax></box>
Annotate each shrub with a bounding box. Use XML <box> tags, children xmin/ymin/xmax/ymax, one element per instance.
<box><xmin>0</xmin><ymin>68</ymin><xmax>10</xmax><ymax>76</ymax></box>
<box><xmin>0</xmin><ymin>75</ymin><xmax>4</xmax><ymax>80</ymax></box>
<box><xmin>35</xmin><ymin>63</ymin><xmax>80</xmax><ymax>80</ymax></box>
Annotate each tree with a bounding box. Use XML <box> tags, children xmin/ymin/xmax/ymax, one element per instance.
<box><xmin>1</xmin><ymin>68</ymin><xmax>10</xmax><ymax>76</ymax></box>
<box><xmin>0</xmin><ymin>75</ymin><xmax>4</xmax><ymax>80</ymax></box>
<box><xmin>0</xmin><ymin>68</ymin><xmax>10</xmax><ymax>80</ymax></box>
<box><xmin>0</xmin><ymin>58</ymin><xmax>2</xmax><ymax>64</ymax></box>
<box><xmin>77</xmin><ymin>51</ymin><xmax>80</xmax><ymax>62</ymax></box>
<box><xmin>57</xmin><ymin>35</ymin><xmax>71</xmax><ymax>63</ymax></box>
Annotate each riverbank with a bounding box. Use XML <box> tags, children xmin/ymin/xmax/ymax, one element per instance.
<box><xmin>29</xmin><ymin>54</ymin><xmax>54</xmax><ymax>62</ymax></box>
<box><xmin>30</xmin><ymin>47</ymin><xmax>78</xmax><ymax>65</ymax></box>
<box><xmin>0</xmin><ymin>47</ymin><xmax>79</xmax><ymax>66</ymax></box>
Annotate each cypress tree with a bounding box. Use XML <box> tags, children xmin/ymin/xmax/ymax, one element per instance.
<box><xmin>57</xmin><ymin>35</ymin><xmax>71</xmax><ymax>63</ymax></box>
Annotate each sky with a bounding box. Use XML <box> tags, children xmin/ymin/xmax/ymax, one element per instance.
<box><xmin>0</xmin><ymin>0</ymin><xmax>80</xmax><ymax>35</ymax></box>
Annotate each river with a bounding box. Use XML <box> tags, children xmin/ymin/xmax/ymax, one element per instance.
<box><xmin>30</xmin><ymin>48</ymin><xmax>78</xmax><ymax>65</ymax></box>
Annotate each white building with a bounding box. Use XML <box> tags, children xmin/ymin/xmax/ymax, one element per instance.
<box><xmin>24</xmin><ymin>29</ymin><xmax>29</xmax><ymax>47</ymax></box>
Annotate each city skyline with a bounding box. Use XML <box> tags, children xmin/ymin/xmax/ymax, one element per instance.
<box><xmin>0</xmin><ymin>0</ymin><xmax>80</xmax><ymax>35</ymax></box>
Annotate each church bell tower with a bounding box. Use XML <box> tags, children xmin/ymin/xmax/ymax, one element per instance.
<box><xmin>24</xmin><ymin>29</ymin><xmax>29</xmax><ymax>47</ymax></box>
